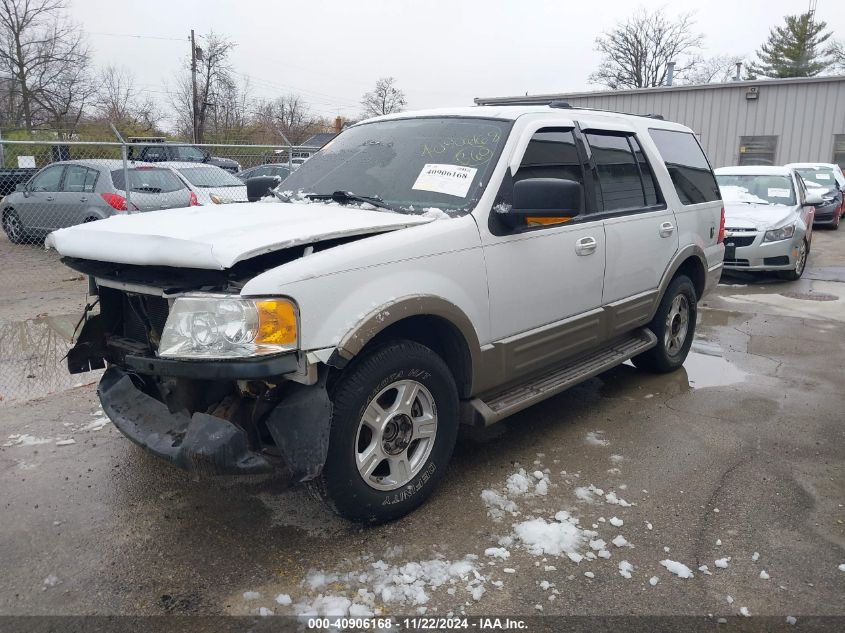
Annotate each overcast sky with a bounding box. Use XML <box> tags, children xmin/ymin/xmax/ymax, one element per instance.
<box><xmin>74</xmin><ymin>0</ymin><xmax>844</xmax><ymax>120</ymax></box>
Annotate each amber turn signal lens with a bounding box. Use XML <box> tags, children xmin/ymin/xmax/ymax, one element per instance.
<box><xmin>254</xmin><ymin>299</ymin><xmax>297</xmax><ymax>345</ymax></box>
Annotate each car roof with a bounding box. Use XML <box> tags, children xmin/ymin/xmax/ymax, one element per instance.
<box><xmin>359</xmin><ymin>105</ymin><xmax>694</xmax><ymax>133</ymax></box>
<box><xmin>715</xmin><ymin>166</ymin><xmax>794</xmax><ymax>177</ymax></box>
<box><xmin>51</xmin><ymin>159</ymin><xmax>160</xmax><ymax>170</ymax></box>
<box><xmin>156</xmin><ymin>161</ymin><xmax>227</xmax><ymax>170</ymax></box>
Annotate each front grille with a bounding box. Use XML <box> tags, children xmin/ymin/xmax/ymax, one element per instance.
<box><xmin>725</xmin><ymin>235</ymin><xmax>755</xmax><ymax>247</ymax></box>
<box><xmin>121</xmin><ymin>293</ymin><xmax>170</xmax><ymax>349</ymax></box>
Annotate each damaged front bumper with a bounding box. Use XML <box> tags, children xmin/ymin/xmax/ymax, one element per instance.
<box><xmin>99</xmin><ymin>366</ymin><xmax>273</xmax><ymax>475</ymax></box>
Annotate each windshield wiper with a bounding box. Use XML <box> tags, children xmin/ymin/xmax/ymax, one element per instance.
<box><xmin>305</xmin><ymin>190</ymin><xmax>393</xmax><ymax>211</ymax></box>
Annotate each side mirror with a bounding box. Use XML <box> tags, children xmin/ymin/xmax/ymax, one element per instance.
<box><xmin>507</xmin><ymin>178</ymin><xmax>582</xmax><ymax>225</ymax></box>
<box><xmin>246</xmin><ymin>175</ymin><xmax>281</xmax><ymax>202</ymax></box>
<box><xmin>805</xmin><ymin>191</ymin><xmax>824</xmax><ymax>205</ymax></box>
<box><xmin>14</xmin><ymin>183</ymin><xmax>26</xmax><ymax>192</ymax></box>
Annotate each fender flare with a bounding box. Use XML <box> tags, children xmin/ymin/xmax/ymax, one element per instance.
<box><xmin>651</xmin><ymin>244</ymin><xmax>708</xmax><ymax>319</ymax></box>
<box><xmin>333</xmin><ymin>295</ymin><xmax>483</xmax><ymax>393</ymax></box>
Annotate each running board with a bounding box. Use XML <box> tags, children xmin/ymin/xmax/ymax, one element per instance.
<box><xmin>471</xmin><ymin>328</ymin><xmax>657</xmax><ymax>426</ymax></box>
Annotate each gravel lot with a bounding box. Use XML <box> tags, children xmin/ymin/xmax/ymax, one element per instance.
<box><xmin>1</xmin><ymin>232</ymin><xmax>844</xmax><ymax>622</ymax></box>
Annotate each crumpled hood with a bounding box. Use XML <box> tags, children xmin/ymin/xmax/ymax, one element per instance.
<box><xmin>46</xmin><ymin>202</ymin><xmax>433</xmax><ymax>270</ymax></box>
<box><xmin>723</xmin><ymin>203</ymin><xmax>796</xmax><ymax>230</ymax></box>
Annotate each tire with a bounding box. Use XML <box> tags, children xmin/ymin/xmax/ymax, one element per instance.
<box><xmin>2</xmin><ymin>208</ymin><xmax>26</xmax><ymax>244</ymax></box>
<box><xmin>778</xmin><ymin>238</ymin><xmax>808</xmax><ymax>281</ymax></box>
<box><xmin>631</xmin><ymin>275</ymin><xmax>697</xmax><ymax>374</ymax></box>
<box><xmin>310</xmin><ymin>339</ymin><xmax>459</xmax><ymax>523</ymax></box>
<box><xmin>832</xmin><ymin>213</ymin><xmax>840</xmax><ymax>230</ymax></box>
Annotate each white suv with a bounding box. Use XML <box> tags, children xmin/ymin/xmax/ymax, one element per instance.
<box><xmin>48</xmin><ymin>104</ymin><xmax>724</xmax><ymax>522</ymax></box>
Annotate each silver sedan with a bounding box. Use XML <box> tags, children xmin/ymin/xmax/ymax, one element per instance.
<box><xmin>715</xmin><ymin>165</ymin><xmax>822</xmax><ymax>281</ymax></box>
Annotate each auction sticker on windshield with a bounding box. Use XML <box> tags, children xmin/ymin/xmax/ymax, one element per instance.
<box><xmin>412</xmin><ymin>164</ymin><xmax>477</xmax><ymax>198</ymax></box>
<box><xmin>768</xmin><ymin>188</ymin><xmax>791</xmax><ymax>198</ymax></box>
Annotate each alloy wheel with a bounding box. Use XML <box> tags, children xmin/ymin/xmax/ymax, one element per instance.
<box><xmin>664</xmin><ymin>294</ymin><xmax>690</xmax><ymax>358</ymax></box>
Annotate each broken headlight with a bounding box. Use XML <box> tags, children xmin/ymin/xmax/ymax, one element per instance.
<box><xmin>158</xmin><ymin>295</ymin><xmax>298</xmax><ymax>359</ymax></box>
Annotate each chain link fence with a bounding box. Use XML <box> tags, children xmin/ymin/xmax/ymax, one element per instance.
<box><xmin>0</xmin><ymin>137</ymin><xmax>321</xmax><ymax>247</ymax></box>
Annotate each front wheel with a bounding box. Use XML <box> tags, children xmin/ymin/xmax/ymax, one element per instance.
<box><xmin>310</xmin><ymin>339</ymin><xmax>459</xmax><ymax>523</ymax></box>
<box><xmin>2</xmin><ymin>209</ymin><xmax>26</xmax><ymax>244</ymax></box>
<box><xmin>778</xmin><ymin>238</ymin><xmax>808</xmax><ymax>281</ymax></box>
<box><xmin>632</xmin><ymin>275</ymin><xmax>697</xmax><ymax>374</ymax></box>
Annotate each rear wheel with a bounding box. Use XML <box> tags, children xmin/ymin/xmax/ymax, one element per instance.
<box><xmin>778</xmin><ymin>238</ymin><xmax>808</xmax><ymax>281</ymax></box>
<box><xmin>832</xmin><ymin>212</ymin><xmax>840</xmax><ymax>230</ymax></box>
<box><xmin>309</xmin><ymin>339</ymin><xmax>459</xmax><ymax>523</ymax></box>
<box><xmin>632</xmin><ymin>275</ymin><xmax>697</xmax><ymax>374</ymax></box>
<box><xmin>2</xmin><ymin>208</ymin><xmax>26</xmax><ymax>244</ymax></box>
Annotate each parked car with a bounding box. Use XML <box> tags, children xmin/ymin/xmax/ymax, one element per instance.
<box><xmin>2</xmin><ymin>160</ymin><xmax>196</xmax><ymax>244</ymax></box>
<box><xmin>128</xmin><ymin>139</ymin><xmax>242</xmax><ymax>173</ymax></box>
<box><xmin>47</xmin><ymin>105</ymin><xmax>724</xmax><ymax>522</ymax></box>
<box><xmin>715</xmin><ymin>166</ymin><xmax>821</xmax><ymax>279</ymax></box>
<box><xmin>161</xmin><ymin>162</ymin><xmax>249</xmax><ymax>205</ymax></box>
<box><xmin>236</xmin><ymin>164</ymin><xmax>292</xmax><ymax>182</ymax></box>
<box><xmin>0</xmin><ymin>167</ymin><xmax>38</xmax><ymax>198</ymax></box>
<box><xmin>784</xmin><ymin>163</ymin><xmax>845</xmax><ymax>228</ymax></box>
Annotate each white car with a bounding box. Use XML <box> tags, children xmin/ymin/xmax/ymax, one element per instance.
<box><xmin>47</xmin><ymin>105</ymin><xmax>724</xmax><ymax>522</ymax></box>
<box><xmin>161</xmin><ymin>161</ymin><xmax>249</xmax><ymax>205</ymax></box>
<box><xmin>715</xmin><ymin>166</ymin><xmax>822</xmax><ymax>279</ymax></box>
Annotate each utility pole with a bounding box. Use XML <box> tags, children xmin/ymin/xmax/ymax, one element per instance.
<box><xmin>190</xmin><ymin>29</ymin><xmax>198</xmax><ymax>143</ymax></box>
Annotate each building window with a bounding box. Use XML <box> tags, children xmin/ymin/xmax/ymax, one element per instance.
<box><xmin>833</xmin><ymin>135</ymin><xmax>845</xmax><ymax>170</ymax></box>
<box><xmin>738</xmin><ymin>136</ymin><xmax>778</xmax><ymax>166</ymax></box>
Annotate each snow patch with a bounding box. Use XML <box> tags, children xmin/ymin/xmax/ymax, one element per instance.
<box><xmin>585</xmin><ymin>431</ymin><xmax>610</xmax><ymax>446</ymax></box>
<box><xmin>512</xmin><ymin>516</ymin><xmax>584</xmax><ymax>557</ymax></box>
<box><xmin>660</xmin><ymin>560</ymin><xmax>694</xmax><ymax>578</ymax></box>
<box><xmin>618</xmin><ymin>560</ymin><xmax>634</xmax><ymax>579</ymax></box>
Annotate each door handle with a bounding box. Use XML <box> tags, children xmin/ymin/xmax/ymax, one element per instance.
<box><xmin>659</xmin><ymin>221</ymin><xmax>675</xmax><ymax>237</ymax></box>
<box><xmin>79</xmin><ymin>197</ymin><xmax>88</xmax><ymax>202</ymax></box>
<box><xmin>46</xmin><ymin>195</ymin><xmax>54</xmax><ymax>201</ymax></box>
<box><xmin>575</xmin><ymin>236</ymin><xmax>598</xmax><ymax>256</ymax></box>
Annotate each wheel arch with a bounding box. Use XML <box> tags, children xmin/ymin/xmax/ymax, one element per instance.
<box><xmin>650</xmin><ymin>247</ymin><xmax>707</xmax><ymax>320</ymax></box>
<box><xmin>333</xmin><ymin>296</ymin><xmax>481</xmax><ymax>399</ymax></box>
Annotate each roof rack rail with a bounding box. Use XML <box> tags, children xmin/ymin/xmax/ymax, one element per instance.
<box><xmin>474</xmin><ymin>97</ymin><xmax>666</xmax><ymax>121</ymax></box>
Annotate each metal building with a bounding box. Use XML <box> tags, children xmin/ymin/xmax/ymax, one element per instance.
<box><xmin>476</xmin><ymin>75</ymin><xmax>845</xmax><ymax>169</ymax></box>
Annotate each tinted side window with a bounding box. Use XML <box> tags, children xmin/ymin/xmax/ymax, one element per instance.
<box><xmin>585</xmin><ymin>132</ymin><xmax>647</xmax><ymax>211</ymax></box>
<box><xmin>140</xmin><ymin>146</ymin><xmax>167</xmax><ymax>161</ymax></box>
<box><xmin>516</xmin><ymin>129</ymin><xmax>584</xmax><ymax>187</ymax></box>
<box><xmin>649</xmin><ymin>129</ymin><xmax>720</xmax><ymax>204</ymax></box>
<box><xmin>30</xmin><ymin>166</ymin><xmax>64</xmax><ymax>192</ymax></box>
<box><xmin>629</xmin><ymin>136</ymin><xmax>660</xmax><ymax>206</ymax></box>
<box><xmin>111</xmin><ymin>169</ymin><xmax>186</xmax><ymax>194</ymax></box>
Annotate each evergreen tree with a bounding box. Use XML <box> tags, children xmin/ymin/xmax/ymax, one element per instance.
<box><xmin>746</xmin><ymin>12</ymin><xmax>832</xmax><ymax>78</ymax></box>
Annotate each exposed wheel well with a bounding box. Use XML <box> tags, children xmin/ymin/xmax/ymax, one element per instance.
<box><xmin>673</xmin><ymin>256</ymin><xmax>706</xmax><ymax>299</ymax></box>
<box><xmin>361</xmin><ymin>315</ymin><xmax>473</xmax><ymax>399</ymax></box>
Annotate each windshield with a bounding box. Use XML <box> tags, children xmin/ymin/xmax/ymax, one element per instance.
<box><xmin>111</xmin><ymin>168</ymin><xmax>186</xmax><ymax>194</ymax></box>
<box><xmin>794</xmin><ymin>167</ymin><xmax>837</xmax><ymax>193</ymax></box>
<box><xmin>716</xmin><ymin>174</ymin><xmax>796</xmax><ymax>206</ymax></box>
<box><xmin>178</xmin><ymin>166</ymin><xmax>244</xmax><ymax>188</ymax></box>
<box><xmin>280</xmin><ymin>117</ymin><xmax>512</xmax><ymax>214</ymax></box>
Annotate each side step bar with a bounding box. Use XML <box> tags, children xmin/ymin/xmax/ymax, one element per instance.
<box><xmin>471</xmin><ymin>328</ymin><xmax>657</xmax><ymax>426</ymax></box>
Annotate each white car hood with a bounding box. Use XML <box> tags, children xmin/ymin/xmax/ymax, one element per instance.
<box><xmin>723</xmin><ymin>203</ymin><xmax>796</xmax><ymax>230</ymax></box>
<box><xmin>46</xmin><ymin>202</ymin><xmax>433</xmax><ymax>270</ymax></box>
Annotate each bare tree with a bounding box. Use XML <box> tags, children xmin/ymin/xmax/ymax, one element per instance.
<box><xmin>95</xmin><ymin>66</ymin><xmax>158</xmax><ymax>131</ymax></box>
<box><xmin>251</xmin><ymin>94</ymin><xmax>318</xmax><ymax>145</ymax></box>
<box><xmin>589</xmin><ymin>8</ymin><xmax>704</xmax><ymax>89</ymax></box>
<box><xmin>168</xmin><ymin>31</ymin><xmax>236</xmax><ymax>142</ymax></box>
<box><xmin>361</xmin><ymin>77</ymin><xmax>406</xmax><ymax>117</ymax></box>
<box><xmin>830</xmin><ymin>40</ymin><xmax>845</xmax><ymax>72</ymax></box>
<box><xmin>681</xmin><ymin>54</ymin><xmax>746</xmax><ymax>84</ymax></box>
<box><xmin>0</xmin><ymin>0</ymin><xmax>91</xmax><ymax>131</ymax></box>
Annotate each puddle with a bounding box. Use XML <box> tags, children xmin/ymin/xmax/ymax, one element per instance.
<box><xmin>684</xmin><ymin>342</ymin><xmax>748</xmax><ymax>389</ymax></box>
<box><xmin>0</xmin><ymin>314</ymin><xmax>100</xmax><ymax>407</ymax></box>
<box><xmin>779</xmin><ymin>290</ymin><xmax>838</xmax><ymax>302</ymax></box>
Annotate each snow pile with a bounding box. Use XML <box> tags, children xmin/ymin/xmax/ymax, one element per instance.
<box><xmin>585</xmin><ymin>431</ymin><xmax>610</xmax><ymax>446</ymax></box>
<box><xmin>714</xmin><ymin>557</ymin><xmax>731</xmax><ymax>569</ymax></box>
<box><xmin>660</xmin><ymin>560</ymin><xmax>694</xmax><ymax>578</ymax></box>
<box><xmin>573</xmin><ymin>484</ymin><xmax>633</xmax><ymax>507</ymax></box>
<box><xmin>618</xmin><ymin>560</ymin><xmax>634</xmax><ymax>579</ymax></box>
<box><xmin>3</xmin><ymin>434</ymin><xmax>53</xmax><ymax>447</ymax></box>
<box><xmin>609</xmin><ymin>517</ymin><xmax>623</xmax><ymax>527</ymax></box>
<box><xmin>484</xmin><ymin>547</ymin><xmax>510</xmax><ymax>560</ymax></box>
<box><xmin>480</xmin><ymin>466</ymin><xmax>550</xmax><ymax>520</ymax></box>
<box><xmin>512</xmin><ymin>514</ymin><xmax>586</xmax><ymax>558</ymax></box>
<box><xmin>274</xmin><ymin>594</ymin><xmax>292</xmax><ymax>605</ymax></box>
<box><xmin>759</xmin><ymin>570</ymin><xmax>770</xmax><ymax>580</ymax></box>
<box><xmin>611</xmin><ymin>535</ymin><xmax>630</xmax><ymax>548</ymax></box>
<box><xmin>298</xmin><ymin>556</ymin><xmax>487</xmax><ymax>612</ymax></box>
<box><xmin>421</xmin><ymin>207</ymin><xmax>453</xmax><ymax>220</ymax></box>
<box><xmin>649</xmin><ymin>576</ymin><xmax>659</xmax><ymax>586</ymax></box>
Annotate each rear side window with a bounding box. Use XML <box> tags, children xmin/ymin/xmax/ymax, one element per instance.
<box><xmin>585</xmin><ymin>132</ymin><xmax>658</xmax><ymax>211</ymax></box>
<box><xmin>649</xmin><ymin>129</ymin><xmax>720</xmax><ymax>204</ymax></box>
<box><xmin>111</xmin><ymin>168</ymin><xmax>186</xmax><ymax>194</ymax></box>
<box><xmin>63</xmin><ymin>165</ymin><xmax>98</xmax><ymax>193</ymax></box>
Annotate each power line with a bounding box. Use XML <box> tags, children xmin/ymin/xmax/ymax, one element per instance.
<box><xmin>89</xmin><ymin>31</ymin><xmax>186</xmax><ymax>42</ymax></box>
